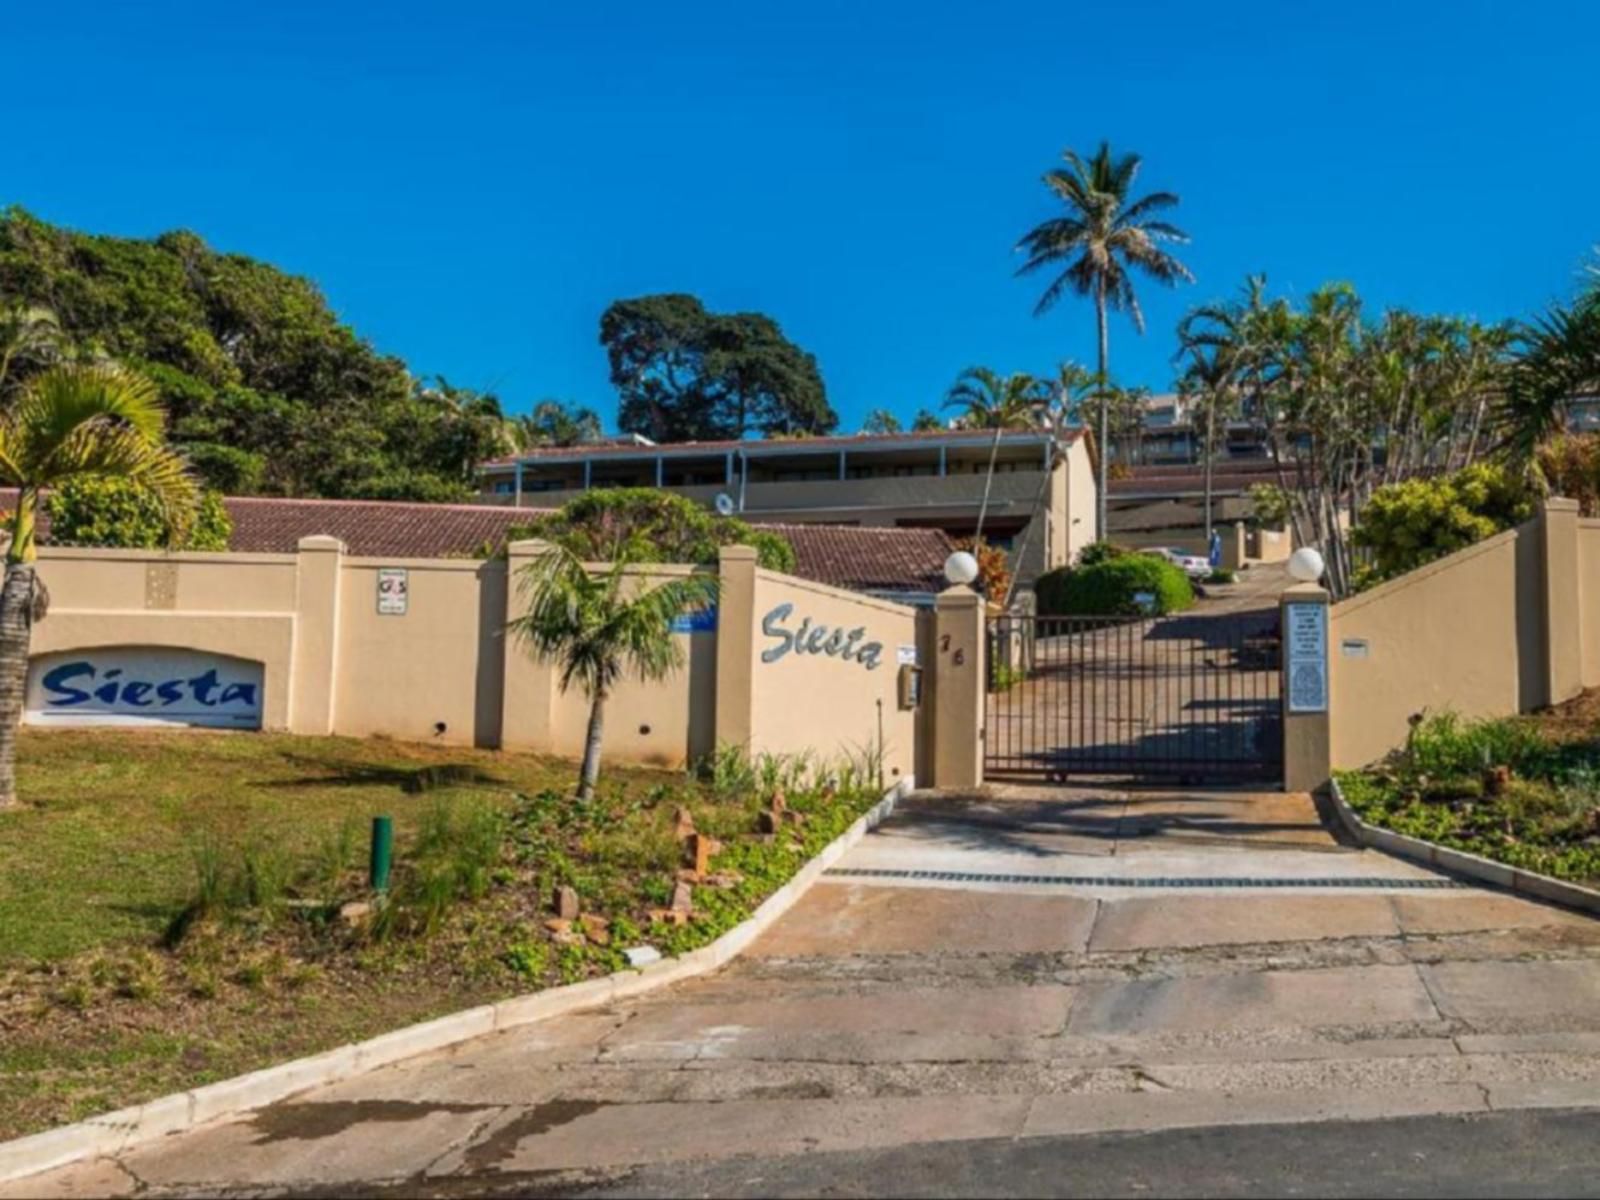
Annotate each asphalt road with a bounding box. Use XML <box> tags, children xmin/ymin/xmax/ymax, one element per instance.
<box><xmin>535</xmin><ymin>1107</ymin><xmax>1600</xmax><ymax>1200</ymax></box>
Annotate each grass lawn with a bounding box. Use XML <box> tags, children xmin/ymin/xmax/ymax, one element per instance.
<box><xmin>1337</xmin><ymin>691</ymin><xmax>1600</xmax><ymax>886</ymax></box>
<box><xmin>0</xmin><ymin>730</ymin><xmax>881</xmax><ymax>1142</ymax></box>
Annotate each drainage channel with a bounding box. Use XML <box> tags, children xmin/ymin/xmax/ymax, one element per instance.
<box><xmin>823</xmin><ymin>868</ymin><xmax>1466</xmax><ymax>890</ymax></box>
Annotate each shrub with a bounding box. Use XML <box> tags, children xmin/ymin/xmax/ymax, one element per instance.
<box><xmin>1035</xmin><ymin>555</ymin><xmax>1194</xmax><ymax>617</ymax></box>
<box><xmin>512</xmin><ymin>488</ymin><xmax>795</xmax><ymax>571</ymax></box>
<box><xmin>46</xmin><ymin>476</ymin><xmax>232</xmax><ymax>551</ymax></box>
<box><xmin>1205</xmin><ymin>568</ymin><xmax>1236</xmax><ymax>585</ymax></box>
<box><xmin>1537</xmin><ymin>433</ymin><xmax>1600</xmax><ymax>517</ymax></box>
<box><xmin>1076</xmin><ymin>541</ymin><xmax>1128</xmax><ymax>568</ymax></box>
<box><xmin>1248</xmin><ymin>482</ymin><xmax>1292</xmax><ymax>530</ymax></box>
<box><xmin>1402</xmin><ymin>710</ymin><xmax>1554</xmax><ymax>781</ymax></box>
<box><xmin>953</xmin><ymin>536</ymin><xmax>1011</xmax><ymax>602</ymax></box>
<box><xmin>1351</xmin><ymin>463</ymin><xmax>1535</xmax><ymax>587</ymax></box>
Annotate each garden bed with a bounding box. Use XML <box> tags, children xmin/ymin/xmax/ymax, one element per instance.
<box><xmin>0</xmin><ymin>731</ymin><xmax>882</xmax><ymax>1142</ymax></box>
<box><xmin>1336</xmin><ymin>694</ymin><xmax>1600</xmax><ymax>887</ymax></box>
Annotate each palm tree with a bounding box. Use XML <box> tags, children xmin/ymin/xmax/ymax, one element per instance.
<box><xmin>943</xmin><ymin>367</ymin><xmax>1051</xmax><ymax>547</ymax></box>
<box><xmin>1175</xmin><ymin>345</ymin><xmax>1239</xmax><ymax>549</ymax></box>
<box><xmin>0</xmin><ymin>364</ymin><xmax>199</xmax><ymax>807</ymax></box>
<box><xmin>0</xmin><ymin>301</ymin><xmax>61</xmax><ymax>397</ymax></box>
<box><xmin>861</xmin><ymin>408</ymin><xmax>902</xmax><ymax>435</ymax></box>
<box><xmin>1016</xmin><ymin>142</ymin><xmax>1193</xmax><ymax>538</ymax></box>
<box><xmin>514</xmin><ymin>400</ymin><xmax>604</xmax><ymax>450</ymax></box>
<box><xmin>509</xmin><ymin>545</ymin><xmax>720</xmax><ymax>801</ymax></box>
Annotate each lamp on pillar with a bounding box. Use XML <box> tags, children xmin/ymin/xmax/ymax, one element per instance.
<box><xmin>944</xmin><ymin>550</ymin><xmax>979</xmax><ymax>588</ymax></box>
<box><xmin>1287</xmin><ymin>547</ymin><xmax>1326</xmax><ymax>584</ymax></box>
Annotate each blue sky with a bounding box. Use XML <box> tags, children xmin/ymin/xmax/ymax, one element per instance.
<box><xmin>9</xmin><ymin>1</ymin><xmax>1598</xmax><ymax>432</ymax></box>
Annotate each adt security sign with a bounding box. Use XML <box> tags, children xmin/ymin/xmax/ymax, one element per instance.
<box><xmin>25</xmin><ymin>648</ymin><xmax>264</xmax><ymax>729</ymax></box>
<box><xmin>377</xmin><ymin>568</ymin><xmax>408</xmax><ymax>615</ymax></box>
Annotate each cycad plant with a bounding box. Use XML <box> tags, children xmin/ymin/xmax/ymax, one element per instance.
<box><xmin>509</xmin><ymin>545</ymin><xmax>720</xmax><ymax>800</ymax></box>
<box><xmin>0</xmin><ymin>364</ymin><xmax>198</xmax><ymax>807</ymax></box>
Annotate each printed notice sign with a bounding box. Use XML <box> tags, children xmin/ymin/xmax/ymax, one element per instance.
<box><xmin>1285</xmin><ymin>602</ymin><xmax>1328</xmax><ymax>713</ymax></box>
<box><xmin>377</xmin><ymin>568</ymin><xmax>409</xmax><ymax>615</ymax></box>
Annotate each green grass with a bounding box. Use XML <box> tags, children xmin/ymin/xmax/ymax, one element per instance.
<box><xmin>0</xmin><ymin>730</ymin><xmax>882</xmax><ymax>1141</ymax></box>
<box><xmin>1337</xmin><ymin>706</ymin><xmax>1600</xmax><ymax>885</ymax></box>
<box><xmin>0</xmin><ymin>730</ymin><xmax>637</xmax><ymax>964</ymax></box>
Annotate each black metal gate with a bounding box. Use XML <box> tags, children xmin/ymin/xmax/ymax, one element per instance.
<box><xmin>984</xmin><ymin>609</ymin><xmax>1282</xmax><ymax>783</ymax></box>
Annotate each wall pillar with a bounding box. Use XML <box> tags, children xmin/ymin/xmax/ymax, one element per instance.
<box><xmin>1280</xmin><ymin>582</ymin><xmax>1331</xmax><ymax>794</ymax></box>
<box><xmin>1222</xmin><ymin>521</ymin><xmax>1247</xmax><ymax>572</ymax></box>
<box><xmin>930</xmin><ymin>585</ymin><xmax>985</xmax><ymax>789</ymax></box>
<box><xmin>714</xmin><ymin>544</ymin><xmax>758</xmax><ymax>751</ymax></box>
<box><xmin>290</xmin><ymin>535</ymin><xmax>343</xmax><ymax>734</ymax></box>
<box><xmin>500</xmin><ymin>538</ymin><xmax>556</xmax><ymax>749</ymax></box>
<box><xmin>1541</xmin><ymin>497</ymin><xmax>1582</xmax><ymax>707</ymax></box>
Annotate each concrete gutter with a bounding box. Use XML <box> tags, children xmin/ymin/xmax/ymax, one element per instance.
<box><xmin>0</xmin><ymin>778</ymin><xmax>910</xmax><ymax>1186</ymax></box>
<box><xmin>1326</xmin><ymin>776</ymin><xmax>1600</xmax><ymax>915</ymax></box>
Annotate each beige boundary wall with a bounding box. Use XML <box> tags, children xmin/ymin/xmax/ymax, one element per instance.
<box><xmin>27</xmin><ymin>538</ymin><xmax>926</xmax><ymax>783</ymax></box>
<box><xmin>1321</xmin><ymin>499</ymin><xmax>1587</xmax><ymax>774</ymax></box>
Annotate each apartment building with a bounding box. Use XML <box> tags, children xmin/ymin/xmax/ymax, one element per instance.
<box><xmin>478</xmin><ymin>428</ymin><xmax>1098</xmax><ymax>583</ymax></box>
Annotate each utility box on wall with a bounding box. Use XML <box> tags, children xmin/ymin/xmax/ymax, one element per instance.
<box><xmin>898</xmin><ymin>663</ymin><xmax>922</xmax><ymax>710</ymax></box>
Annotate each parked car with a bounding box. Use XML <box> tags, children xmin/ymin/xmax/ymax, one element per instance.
<box><xmin>1141</xmin><ymin>546</ymin><xmax>1212</xmax><ymax>581</ymax></box>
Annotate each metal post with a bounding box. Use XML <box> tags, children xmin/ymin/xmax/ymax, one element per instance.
<box><xmin>369</xmin><ymin>816</ymin><xmax>393</xmax><ymax>893</ymax></box>
<box><xmin>514</xmin><ymin>461</ymin><xmax>523</xmax><ymax>508</ymax></box>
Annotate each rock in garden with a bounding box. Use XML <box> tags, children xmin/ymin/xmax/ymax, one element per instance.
<box><xmin>758</xmin><ymin>810</ymin><xmax>782</xmax><ymax>835</ymax></box>
<box><xmin>554</xmin><ymin>885</ymin><xmax>580</xmax><ymax>920</ymax></box>
<box><xmin>671</xmin><ymin>880</ymin><xmax>694</xmax><ymax>913</ymax></box>
<box><xmin>579</xmin><ymin>915</ymin><xmax>611</xmax><ymax>946</ymax></box>
<box><xmin>683</xmin><ymin>832</ymin><xmax>721</xmax><ymax>876</ymax></box>
<box><xmin>1484</xmin><ymin>765</ymin><xmax>1511</xmax><ymax>796</ymax></box>
<box><xmin>673</xmin><ymin>806</ymin><xmax>697</xmax><ymax>842</ymax></box>
<box><xmin>337</xmin><ymin>900</ymin><xmax>372</xmax><ymax>927</ymax></box>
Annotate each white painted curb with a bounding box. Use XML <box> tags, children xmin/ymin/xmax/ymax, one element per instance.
<box><xmin>0</xmin><ymin>778</ymin><xmax>911</xmax><ymax>1185</ymax></box>
<box><xmin>1327</xmin><ymin>776</ymin><xmax>1600</xmax><ymax>915</ymax></box>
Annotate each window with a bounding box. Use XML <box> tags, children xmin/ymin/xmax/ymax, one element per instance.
<box><xmin>492</xmin><ymin>480</ymin><xmax>515</xmax><ymax>495</ymax></box>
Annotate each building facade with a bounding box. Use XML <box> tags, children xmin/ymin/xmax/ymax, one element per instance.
<box><xmin>478</xmin><ymin>429</ymin><xmax>1099</xmax><ymax>584</ymax></box>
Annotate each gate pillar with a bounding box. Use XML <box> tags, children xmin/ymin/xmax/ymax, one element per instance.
<box><xmin>931</xmin><ymin>586</ymin><xmax>985</xmax><ymax>789</ymax></box>
<box><xmin>1280</xmin><ymin>583</ymin><xmax>1332</xmax><ymax>794</ymax></box>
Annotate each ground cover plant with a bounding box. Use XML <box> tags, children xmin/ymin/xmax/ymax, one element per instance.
<box><xmin>0</xmin><ymin>730</ymin><xmax>883</xmax><ymax>1141</ymax></box>
<box><xmin>1336</xmin><ymin>694</ymin><xmax>1600</xmax><ymax>885</ymax></box>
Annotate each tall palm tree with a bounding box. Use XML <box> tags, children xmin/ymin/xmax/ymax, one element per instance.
<box><xmin>943</xmin><ymin>367</ymin><xmax>1051</xmax><ymax>547</ymax></box>
<box><xmin>1175</xmin><ymin>344</ymin><xmax>1239</xmax><ymax>548</ymax></box>
<box><xmin>0</xmin><ymin>364</ymin><xmax>199</xmax><ymax>807</ymax></box>
<box><xmin>1016</xmin><ymin>142</ymin><xmax>1193</xmax><ymax>538</ymax></box>
<box><xmin>509</xmin><ymin>545</ymin><xmax>720</xmax><ymax>801</ymax></box>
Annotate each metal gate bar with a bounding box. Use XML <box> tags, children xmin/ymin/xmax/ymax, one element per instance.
<box><xmin>984</xmin><ymin>609</ymin><xmax>1282</xmax><ymax>782</ymax></box>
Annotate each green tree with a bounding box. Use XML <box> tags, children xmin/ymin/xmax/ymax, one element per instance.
<box><xmin>0</xmin><ymin>208</ymin><xmax>494</xmax><ymax>502</ymax></box>
<box><xmin>910</xmin><ymin>408</ymin><xmax>944</xmax><ymax>432</ymax></box>
<box><xmin>601</xmin><ymin>293</ymin><xmax>835</xmax><ymax>442</ymax></box>
<box><xmin>0</xmin><ymin>364</ymin><xmax>198</xmax><ymax>807</ymax></box>
<box><xmin>862</xmin><ymin>408</ymin><xmax>902</xmax><ymax>435</ymax></box>
<box><xmin>508</xmin><ymin>545</ymin><xmax>720</xmax><ymax>800</ymax></box>
<box><xmin>1016</xmin><ymin>142</ymin><xmax>1193</xmax><ymax>537</ymax></box>
<box><xmin>1351</xmin><ymin>463</ymin><xmax>1534</xmax><ymax>587</ymax></box>
<box><xmin>943</xmin><ymin>367</ymin><xmax>1050</xmax><ymax>545</ymax></box>
<box><xmin>0</xmin><ymin>299</ymin><xmax>60</xmax><ymax>398</ymax></box>
<box><xmin>513</xmin><ymin>399</ymin><xmax>603</xmax><ymax>449</ymax></box>
<box><xmin>515</xmin><ymin>489</ymin><xmax>795</xmax><ymax>572</ymax></box>
<box><xmin>45</xmin><ymin>477</ymin><xmax>232</xmax><ymax>551</ymax></box>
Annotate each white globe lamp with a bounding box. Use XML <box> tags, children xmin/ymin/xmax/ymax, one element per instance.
<box><xmin>944</xmin><ymin>550</ymin><xmax>980</xmax><ymax>588</ymax></box>
<box><xmin>1287</xmin><ymin>547</ymin><xmax>1326</xmax><ymax>584</ymax></box>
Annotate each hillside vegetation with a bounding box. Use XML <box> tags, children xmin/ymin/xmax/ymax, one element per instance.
<box><xmin>0</xmin><ymin>207</ymin><xmax>509</xmax><ymax>501</ymax></box>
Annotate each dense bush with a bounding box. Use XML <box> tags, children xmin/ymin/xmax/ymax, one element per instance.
<box><xmin>1075</xmin><ymin>540</ymin><xmax>1128</xmax><ymax>568</ymax></box>
<box><xmin>46</xmin><ymin>476</ymin><xmax>233</xmax><ymax>551</ymax></box>
<box><xmin>953</xmin><ymin>536</ymin><xmax>1011</xmax><ymax>603</ymax></box>
<box><xmin>1035</xmin><ymin>553</ymin><xmax>1194</xmax><ymax>616</ymax></box>
<box><xmin>512</xmin><ymin>488</ymin><xmax>795</xmax><ymax>571</ymax></box>
<box><xmin>1537</xmin><ymin>433</ymin><xmax>1600</xmax><ymax>517</ymax></box>
<box><xmin>1351</xmin><ymin>463</ymin><xmax>1535</xmax><ymax>588</ymax></box>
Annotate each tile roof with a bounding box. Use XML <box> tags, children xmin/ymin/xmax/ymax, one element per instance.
<box><xmin>1108</xmin><ymin>460</ymin><xmax>1284</xmax><ymax>496</ymax></box>
<box><xmin>481</xmin><ymin>426</ymin><xmax>1083</xmax><ymax>468</ymax></box>
<box><xmin>758</xmin><ymin>523</ymin><xmax>954</xmax><ymax>595</ymax></box>
<box><xmin>15</xmin><ymin>491</ymin><xmax>951</xmax><ymax>595</ymax></box>
<box><xmin>222</xmin><ymin>496</ymin><xmax>532</xmax><ymax>558</ymax></box>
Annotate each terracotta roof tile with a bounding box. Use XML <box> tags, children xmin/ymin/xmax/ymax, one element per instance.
<box><xmin>14</xmin><ymin>491</ymin><xmax>949</xmax><ymax>595</ymax></box>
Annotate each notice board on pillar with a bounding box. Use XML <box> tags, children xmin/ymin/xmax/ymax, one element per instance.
<box><xmin>1285</xmin><ymin>602</ymin><xmax>1328</xmax><ymax>714</ymax></box>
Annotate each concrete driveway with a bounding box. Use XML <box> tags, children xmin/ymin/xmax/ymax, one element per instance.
<box><xmin>12</xmin><ymin>786</ymin><xmax>1600</xmax><ymax>1198</ymax></box>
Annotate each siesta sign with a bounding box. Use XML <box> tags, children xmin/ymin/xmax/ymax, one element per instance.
<box><xmin>759</xmin><ymin>602</ymin><xmax>885</xmax><ymax>671</ymax></box>
<box><xmin>25</xmin><ymin>648</ymin><xmax>265</xmax><ymax>729</ymax></box>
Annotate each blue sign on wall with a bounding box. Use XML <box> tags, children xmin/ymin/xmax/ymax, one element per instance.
<box><xmin>670</xmin><ymin>606</ymin><xmax>718</xmax><ymax>634</ymax></box>
<box><xmin>25</xmin><ymin>648</ymin><xmax>265</xmax><ymax>729</ymax></box>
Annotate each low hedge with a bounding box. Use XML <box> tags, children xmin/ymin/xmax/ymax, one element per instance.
<box><xmin>1035</xmin><ymin>554</ymin><xmax>1195</xmax><ymax>617</ymax></box>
